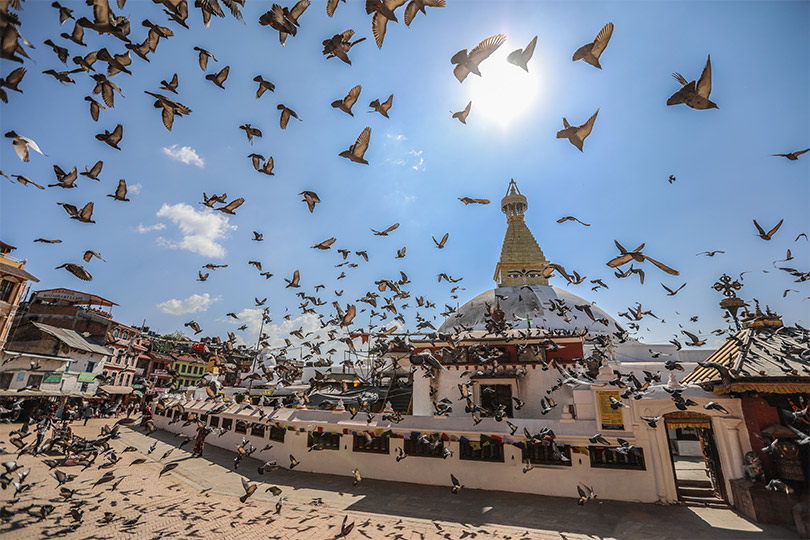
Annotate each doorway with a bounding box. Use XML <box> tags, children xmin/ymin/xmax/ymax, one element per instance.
<box><xmin>664</xmin><ymin>411</ymin><xmax>727</xmax><ymax>505</ymax></box>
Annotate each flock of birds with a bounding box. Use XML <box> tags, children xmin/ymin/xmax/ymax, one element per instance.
<box><xmin>0</xmin><ymin>0</ymin><xmax>808</xmax><ymax>527</ymax></box>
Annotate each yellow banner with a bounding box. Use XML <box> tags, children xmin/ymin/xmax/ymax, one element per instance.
<box><xmin>596</xmin><ymin>391</ymin><xmax>625</xmax><ymax>431</ymax></box>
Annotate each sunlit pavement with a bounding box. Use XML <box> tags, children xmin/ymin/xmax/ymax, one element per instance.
<box><xmin>0</xmin><ymin>418</ymin><xmax>798</xmax><ymax>539</ymax></box>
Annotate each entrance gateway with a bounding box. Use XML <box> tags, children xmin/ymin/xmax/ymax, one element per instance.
<box><xmin>664</xmin><ymin>411</ymin><xmax>727</xmax><ymax>506</ymax></box>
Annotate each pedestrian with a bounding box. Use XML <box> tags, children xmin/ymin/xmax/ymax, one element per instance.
<box><xmin>83</xmin><ymin>404</ymin><xmax>93</xmax><ymax>426</ymax></box>
<box><xmin>191</xmin><ymin>422</ymin><xmax>210</xmax><ymax>458</ymax></box>
<box><xmin>33</xmin><ymin>414</ymin><xmax>53</xmax><ymax>455</ymax></box>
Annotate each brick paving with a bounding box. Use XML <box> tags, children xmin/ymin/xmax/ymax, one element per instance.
<box><xmin>0</xmin><ymin>418</ymin><xmax>797</xmax><ymax>539</ymax></box>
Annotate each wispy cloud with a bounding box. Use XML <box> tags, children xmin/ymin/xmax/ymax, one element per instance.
<box><xmin>155</xmin><ymin>203</ymin><xmax>236</xmax><ymax>258</ymax></box>
<box><xmin>136</xmin><ymin>223</ymin><xmax>166</xmax><ymax>234</ymax></box>
<box><xmin>387</xmin><ymin>133</ymin><xmax>407</xmax><ymax>142</ymax></box>
<box><xmin>129</xmin><ymin>183</ymin><xmax>142</xmax><ymax>195</ymax></box>
<box><xmin>408</xmin><ymin>149</ymin><xmax>425</xmax><ymax>172</ymax></box>
<box><xmin>157</xmin><ymin>293</ymin><xmax>219</xmax><ymax>315</ymax></box>
<box><xmin>161</xmin><ymin>144</ymin><xmax>205</xmax><ymax>168</ymax></box>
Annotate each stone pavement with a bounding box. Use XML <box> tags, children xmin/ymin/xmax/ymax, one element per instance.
<box><xmin>0</xmin><ymin>419</ymin><xmax>798</xmax><ymax>539</ymax></box>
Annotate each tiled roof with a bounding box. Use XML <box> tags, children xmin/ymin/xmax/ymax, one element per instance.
<box><xmin>31</xmin><ymin>322</ymin><xmax>111</xmax><ymax>356</ymax></box>
<box><xmin>682</xmin><ymin>324</ymin><xmax>810</xmax><ymax>388</ymax></box>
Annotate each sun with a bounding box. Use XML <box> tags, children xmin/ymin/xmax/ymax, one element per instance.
<box><xmin>464</xmin><ymin>49</ymin><xmax>541</xmax><ymax>129</ymax></box>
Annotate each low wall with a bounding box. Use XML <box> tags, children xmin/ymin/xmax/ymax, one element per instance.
<box><xmin>151</xmin><ymin>399</ymin><xmax>663</xmax><ymax>503</ymax></box>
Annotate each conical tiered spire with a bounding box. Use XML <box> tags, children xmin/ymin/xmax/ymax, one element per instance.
<box><xmin>493</xmin><ymin>179</ymin><xmax>549</xmax><ymax>286</ymax></box>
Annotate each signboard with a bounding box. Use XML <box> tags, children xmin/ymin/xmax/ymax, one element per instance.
<box><xmin>596</xmin><ymin>391</ymin><xmax>625</xmax><ymax>431</ymax></box>
<box><xmin>44</xmin><ymin>372</ymin><xmax>63</xmax><ymax>384</ymax></box>
<box><xmin>191</xmin><ymin>343</ymin><xmax>207</xmax><ymax>352</ymax></box>
<box><xmin>78</xmin><ymin>372</ymin><xmax>97</xmax><ymax>383</ymax></box>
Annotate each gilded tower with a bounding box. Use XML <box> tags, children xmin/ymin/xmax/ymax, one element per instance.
<box><xmin>493</xmin><ymin>180</ymin><xmax>550</xmax><ymax>286</ymax></box>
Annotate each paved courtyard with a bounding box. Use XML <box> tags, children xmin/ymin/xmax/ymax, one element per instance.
<box><xmin>0</xmin><ymin>419</ymin><xmax>798</xmax><ymax>539</ymax></box>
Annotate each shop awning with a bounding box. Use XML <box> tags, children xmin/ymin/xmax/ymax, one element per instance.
<box><xmin>97</xmin><ymin>385</ymin><xmax>133</xmax><ymax>395</ymax></box>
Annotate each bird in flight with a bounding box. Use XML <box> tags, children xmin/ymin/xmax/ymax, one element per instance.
<box><xmin>371</xmin><ymin>223</ymin><xmax>399</xmax><ymax>236</ymax></box>
<box><xmin>556</xmin><ymin>109</ymin><xmax>599</xmax><ymax>151</ymax></box>
<box><xmin>56</xmin><ymin>263</ymin><xmax>92</xmax><ymax>281</ymax></box>
<box><xmin>661</xmin><ymin>283</ymin><xmax>686</xmax><ymax>296</ymax></box>
<box><xmin>753</xmin><ymin>219</ymin><xmax>783</xmax><ymax>241</ymax></box>
<box><xmin>507</xmin><ymin>35</ymin><xmax>538</xmax><ymax>72</ymax></box>
<box><xmin>300</xmin><ymin>191</ymin><xmax>320</xmax><ymax>213</ymax></box>
<box><xmin>572</xmin><ymin>22</ymin><xmax>613</xmax><ymax>69</ymax></box>
<box><xmin>339</xmin><ymin>127</ymin><xmax>371</xmax><ymax>164</ymax></box>
<box><xmin>451</xmin><ymin>34</ymin><xmax>506</xmax><ymax>83</ymax></box>
<box><xmin>369</xmin><ymin>94</ymin><xmax>393</xmax><ymax>118</ymax></box>
<box><xmin>107</xmin><ymin>179</ymin><xmax>129</xmax><ymax>201</ymax></box>
<box><xmin>432</xmin><ymin>233</ymin><xmax>449</xmax><ymax>249</ymax></box>
<box><xmin>557</xmin><ymin>216</ymin><xmax>590</xmax><ymax>226</ymax></box>
<box><xmin>458</xmin><ymin>196</ymin><xmax>489</xmax><ymax>205</ymax></box>
<box><xmin>452</xmin><ymin>101</ymin><xmax>472</xmax><ymax>124</ymax></box>
<box><xmin>772</xmin><ymin>148</ymin><xmax>809</xmax><ymax>161</ymax></box>
<box><xmin>667</xmin><ymin>55</ymin><xmax>717</xmax><ymax>110</ymax></box>
<box><xmin>331</xmin><ymin>85</ymin><xmax>362</xmax><ymax>116</ymax></box>
<box><xmin>5</xmin><ymin>131</ymin><xmax>46</xmax><ymax>162</ymax></box>
<box><xmin>607</xmin><ymin>240</ymin><xmax>679</xmax><ymax>275</ymax></box>
<box><xmin>696</xmin><ymin>250</ymin><xmax>724</xmax><ymax>257</ymax></box>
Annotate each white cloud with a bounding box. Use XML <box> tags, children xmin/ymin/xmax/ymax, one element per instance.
<box><xmin>157</xmin><ymin>293</ymin><xmax>219</xmax><ymax>315</ymax></box>
<box><xmin>386</xmin><ymin>133</ymin><xmax>407</xmax><ymax>142</ymax></box>
<box><xmin>409</xmin><ymin>150</ymin><xmax>425</xmax><ymax>172</ymax></box>
<box><xmin>136</xmin><ymin>223</ymin><xmax>166</xmax><ymax>234</ymax></box>
<box><xmin>155</xmin><ymin>203</ymin><xmax>236</xmax><ymax>258</ymax></box>
<box><xmin>129</xmin><ymin>183</ymin><xmax>142</xmax><ymax>195</ymax></box>
<box><xmin>162</xmin><ymin>144</ymin><xmax>205</xmax><ymax>168</ymax></box>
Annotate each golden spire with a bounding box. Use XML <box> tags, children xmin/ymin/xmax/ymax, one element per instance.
<box><xmin>493</xmin><ymin>179</ymin><xmax>549</xmax><ymax>286</ymax></box>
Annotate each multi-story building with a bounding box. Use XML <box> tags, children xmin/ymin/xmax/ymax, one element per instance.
<box><xmin>0</xmin><ymin>241</ymin><xmax>39</xmax><ymax>351</ymax></box>
<box><xmin>2</xmin><ymin>321</ymin><xmax>110</xmax><ymax>394</ymax></box>
<box><xmin>103</xmin><ymin>321</ymin><xmax>141</xmax><ymax>388</ymax></box>
<box><xmin>171</xmin><ymin>353</ymin><xmax>207</xmax><ymax>388</ymax></box>
<box><xmin>13</xmin><ymin>288</ymin><xmax>119</xmax><ymax>340</ymax></box>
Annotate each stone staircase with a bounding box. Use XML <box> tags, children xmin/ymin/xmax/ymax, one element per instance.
<box><xmin>677</xmin><ymin>479</ymin><xmax>727</xmax><ymax>508</ymax></box>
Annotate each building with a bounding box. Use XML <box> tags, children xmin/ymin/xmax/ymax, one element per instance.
<box><xmin>2</xmin><ymin>321</ymin><xmax>110</xmax><ymax>394</ymax></box>
<box><xmin>14</xmin><ymin>288</ymin><xmax>119</xmax><ymax>340</ymax></box>
<box><xmin>153</xmin><ymin>181</ymin><xmax>783</xmax><ymax>516</ymax></box>
<box><xmin>682</xmin><ymin>306</ymin><xmax>809</xmax><ymax>529</ymax></box>
<box><xmin>102</xmin><ymin>321</ymin><xmax>141</xmax><ymax>389</ymax></box>
<box><xmin>0</xmin><ymin>240</ymin><xmax>39</xmax><ymax>351</ymax></box>
<box><xmin>171</xmin><ymin>353</ymin><xmax>207</xmax><ymax>388</ymax></box>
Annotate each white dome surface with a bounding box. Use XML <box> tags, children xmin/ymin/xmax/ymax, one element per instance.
<box><xmin>438</xmin><ymin>285</ymin><xmax>621</xmax><ymax>335</ymax></box>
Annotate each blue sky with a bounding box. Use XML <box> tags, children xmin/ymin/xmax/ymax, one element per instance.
<box><xmin>1</xmin><ymin>0</ymin><xmax>808</xmax><ymax>354</ymax></box>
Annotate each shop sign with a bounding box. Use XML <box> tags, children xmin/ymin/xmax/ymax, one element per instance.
<box><xmin>44</xmin><ymin>372</ymin><xmax>63</xmax><ymax>384</ymax></box>
<box><xmin>596</xmin><ymin>390</ymin><xmax>625</xmax><ymax>430</ymax></box>
<box><xmin>78</xmin><ymin>372</ymin><xmax>97</xmax><ymax>383</ymax></box>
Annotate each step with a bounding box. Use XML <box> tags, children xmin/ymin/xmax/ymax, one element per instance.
<box><xmin>679</xmin><ymin>494</ymin><xmax>728</xmax><ymax>508</ymax></box>
<box><xmin>677</xmin><ymin>479</ymin><xmax>713</xmax><ymax>489</ymax></box>
<box><xmin>678</xmin><ymin>486</ymin><xmax>719</xmax><ymax>498</ymax></box>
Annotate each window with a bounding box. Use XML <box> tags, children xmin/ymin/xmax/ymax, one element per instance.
<box><xmin>200</xmin><ymin>414</ymin><xmax>209</xmax><ymax>423</ymax></box>
<box><xmin>209</xmin><ymin>416</ymin><xmax>219</xmax><ymax>428</ymax></box>
<box><xmin>589</xmin><ymin>446</ymin><xmax>646</xmax><ymax>470</ymax></box>
<box><xmin>268</xmin><ymin>426</ymin><xmax>286</xmax><ymax>442</ymax></box>
<box><xmin>0</xmin><ymin>372</ymin><xmax>13</xmax><ymax>390</ymax></box>
<box><xmin>235</xmin><ymin>420</ymin><xmax>248</xmax><ymax>434</ymax></box>
<box><xmin>460</xmin><ymin>440</ymin><xmax>504</xmax><ymax>462</ymax></box>
<box><xmin>87</xmin><ymin>361</ymin><xmax>96</xmax><ymax>373</ymax></box>
<box><xmin>480</xmin><ymin>384</ymin><xmax>513</xmax><ymax>417</ymax></box>
<box><xmin>181</xmin><ymin>412</ymin><xmax>189</xmax><ymax>421</ymax></box>
<box><xmin>403</xmin><ymin>437</ymin><xmax>445</xmax><ymax>458</ymax></box>
<box><xmin>221</xmin><ymin>418</ymin><xmax>233</xmax><ymax>431</ymax></box>
<box><xmin>522</xmin><ymin>443</ymin><xmax>572</xmax><ymax>466</ymax></box>
<box><xmin>122</xmin><ymin>331</ymin><xmax>129</xmax><ymax>340</ymax></box>
<box><xmin>0</xmin><ymin>279</ymin><xmax>15</xmax><ymax>302</ymax></box>
<box><xmin>353</xmin><ymin>433</ymin><xmax>390</xmax><ymax>454</ymax></box>
<box><xmin>113</xmin><ymin>328</ymin><xmax>120</xmax><ymax>339</ymax></box>
<box><xmin>250</xmin><ymin>423</ymin><xmax>265</xmax><ymax>437</ymax></box>
<box><xmin>308</xmin><ymin>432</ymin><xmax>341</xmax><ymax>450</ymax></box>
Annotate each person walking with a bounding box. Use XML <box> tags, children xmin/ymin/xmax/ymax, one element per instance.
<box><xmin>191</xmin><ymin>421</ymin><xmax>210</xmax><ymax>458</ymax></box>
<box><xmin>83</xmin><ymin>404</ymin><xmax>94</xmax><ymax>426</ymax></box>
<box><xmin>33</xmin><ymin>414</ymin><xmax>53</xmax><ymax>455</ymax></box>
